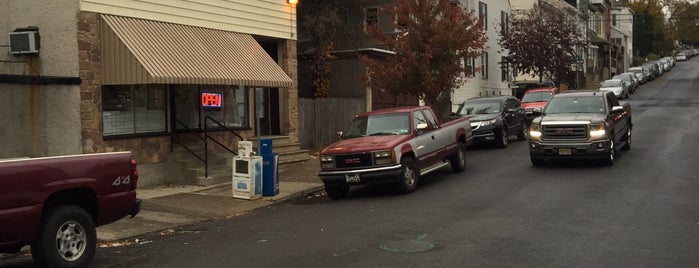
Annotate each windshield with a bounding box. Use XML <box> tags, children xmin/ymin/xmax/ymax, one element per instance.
<box><xmin>343</xmin><ymin>113</ymin><xmax>410</xmax><ymax>138</ymax></box>
<box><xmin>456</xmin><ymin>101</ymin><xmax>501</xmax><ymax>115</ymax></box>
<box><xmin>522</xmin><ymin>92</ymin><xmax>553</xmax><ymax>103</ymax></box>
<box><xmin>544</xmin><ymin>96</ymin><xmax>606</xmax><ymax>114</ymax></box>
<box><xmin>601</xmin><ymin>80</ymin><xmax>622</xmax><ymax>87</ymax></box>
<box><xmin>629</xmin><ymin>68</ymin><xmax>642</xmax><ymax>74</ymax></box>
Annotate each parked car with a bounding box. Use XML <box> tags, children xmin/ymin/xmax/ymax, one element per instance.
<box><xmin>454</xmin><ymin>96</ymin><xmax>527</xmax><ymax>148</ymax></box>
<box><xmin>628</xmin><ymin>66</ymin><xmax>647</xmax><ymax>84</ymax></box>
<box><xmin>613</xmin><ymin>73</ymin><xmax>638</xmax><ymax>94</ymax></box>
<box><xmin>0</xmin><ymin>152</ymin><xmax>141</xmax><ymax>267</ymax></box>
<box><xmin>521</xmin><ymin>87</ymin><xmax>558</xmax><ymax>122</ymax></box>
<box><xmin>676</xmin><ymin>52</ymin><xmax>687</xmax><ymax>61</ymax></box>
<box><xmin>318</xmin><ymin>106</ymin><xmax>472</xmax><ymax>199</ymax></box>
<box><xmin>658</xmin><ymin>58</ymin><xmax>671</xmax><ymax>72</ymax></box>
<box><xmin>510</xmin><ymin>80</ymin><xmax>556</xmax><ymax>100</ymax></box>
<box><xmin>599</xmin><ymin>79</ymin><xmax>629</xmax><ymax>99</ymax></box>
<box><xmin>528</xmin><ymin>90</ymin><xmax>632</xmax><ymax>166</ymax></box>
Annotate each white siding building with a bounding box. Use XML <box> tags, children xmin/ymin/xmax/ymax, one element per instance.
<box><xmin>451</xmin><ymin>0</ymin><xmax>512</xmax><ymax>112</ymax></box>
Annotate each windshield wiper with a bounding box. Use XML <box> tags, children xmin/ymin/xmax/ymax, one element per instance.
<box><xmin>343</xmin><ymin>134</ymin><xmax>366</xmax><ymax>138</ymax></box>
<box><xmin>368</xmin><ymin>132</ymin><xmax>398</xmax><ymax>136</ymax></box>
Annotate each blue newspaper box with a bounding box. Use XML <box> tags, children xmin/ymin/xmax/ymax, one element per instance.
<box><xmin>259</xmin><ymin>138</ymin><xmax>274</xmax><ymax>155</ymax></box>
<box><xmin>262</xmin><ymin>153</ymin><xmax>279</xmax><ymax>196</ymax></box>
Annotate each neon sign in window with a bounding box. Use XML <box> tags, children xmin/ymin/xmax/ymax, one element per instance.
<box><xmin>201</xmin><ymin>93</ymin><xmax>222</xmax><ymax>110</ymax></box>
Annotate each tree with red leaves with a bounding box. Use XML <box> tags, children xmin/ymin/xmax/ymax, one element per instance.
<box><xmin>499</xmin><ymin>3</ymin><xmax>584</xmax><ymax>87</ymax></box>
<box><xmin>361</xmin><ymin>0</ymin><xmax>487</xmax><ymax>120</ymax></box>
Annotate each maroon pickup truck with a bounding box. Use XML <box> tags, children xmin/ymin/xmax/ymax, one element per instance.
<box><xmin>318</xmin><ymin>106</ymin><xmax>472</xmax><ymax>199</ymax></box>
<box><xmin>0</xmin><ymin>151</ymin><xmax>141</xmax><ymax>267</ymax></box>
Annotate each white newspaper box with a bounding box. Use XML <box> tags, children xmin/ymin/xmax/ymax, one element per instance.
<box><xmin>232</xmin><ymin>155</ymin><xmax>263</xmax><ymax>200</ymax></box>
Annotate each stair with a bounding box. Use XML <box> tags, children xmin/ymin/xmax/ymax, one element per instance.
<box><xmin>249</xmin><ymin>136</ymin><xmax>312</xmax><ymax>165</ymax></box>
<box><xmin>173</xmin><ymin>135</ymin><xmax>311</xmax><ymax>186</ymax></box>
<box><xmin>173</xmin><ymin>143</ymin><xmax>235</xmax><ymax>186</ymax></box>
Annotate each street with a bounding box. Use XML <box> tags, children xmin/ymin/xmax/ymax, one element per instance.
<box><xmin>4</xmin><ymin>59</ymin><xmax>699</xmax><ymax>267</ymax></box>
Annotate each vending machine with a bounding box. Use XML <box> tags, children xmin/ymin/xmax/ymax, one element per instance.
<box><xmin>232</xmin><ymin>141</ymin><xmax>263</xmax><ymax>200</ymax></box>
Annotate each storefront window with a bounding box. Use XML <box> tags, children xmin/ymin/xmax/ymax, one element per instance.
<box><xmin>102</xmin><ymin>85</ymin><xmax>166</xmax><ymax>136</ymax></box>
<box><xmin>202</xmin><ymin>85</ymin><xmax>249</xmax><ymax>129</ymax></box>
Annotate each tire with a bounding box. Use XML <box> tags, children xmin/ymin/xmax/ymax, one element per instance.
<box><xmin>602</xmin><ymin>139</ymin><xmax>615</xmax><ymax>166</ymax></box>
<box><xmin>324</xmin><ymin>185</ymin><xmax>349</xmax><ymax>200</ymax></box>
<box><xmin>397</xmin><ymin>157</ymin><xmax>419</xmax><ymax>194</ymax></box>
<box><xmin>495</xmin><ymin>127</ymin><xmax>509</xmax><ymax>148</ymax></box>
<box><xmin>449</xmin><ymin>142</ymin><xmax>467</xmax><ymax>172</ymax></box>
<box><xmin>32</xmin><ymin>205</ymin><xmax>96</xmax><ymax>268</ymax></box>
<box><xmin>531</xmin><ymin>156</ymin><xmax>546</xmax><ymax>166</ymax></box>
<box><xmin>621</xmin><ymin>126</ymin><xmax>631</xmax><ymax>151</ymax></box>
<box><xmin>516</xmin><ymin>121</ymin><xmax>527</xmax><ymax>141</ymax></box>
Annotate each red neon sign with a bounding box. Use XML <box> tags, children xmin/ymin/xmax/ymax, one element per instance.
<box><xmin>201</xmin><ymin>93</ymin><xmax>222</xmax><ymax>108</ymax></box>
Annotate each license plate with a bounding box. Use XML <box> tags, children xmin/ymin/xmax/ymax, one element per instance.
<box><xmin>345</xmin><ymin>174</ymin><xmax>360</xmax><ymax>183</ymax></box>
<box><xmin>558</xmin><ymin>148</ymin><xmax>572</xmax><ymax>155</ymax></box>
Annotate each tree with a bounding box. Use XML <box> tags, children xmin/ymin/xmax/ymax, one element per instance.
<box><xmin>297</xmin><ymin>1</ymin><xmax>366</xmax><ymax>98</ymax></box>
<box><xmin>499</xmin><ymin>3</ymin><xmax>584</xmax><ymax>86</ymax></box>
<box><xmin>628</xmin><ymin>0</ymin><xmax>674</xmax><ymax>57</ymax></box>
<box><xmin>666</xmin><ymin>0</ymin><xmax>699</xmax><ymax>47</ymax></box>
<box><xmin>360</xmin><ymin>0</ymin><xmax>486</xmax><ymax>120</ymax></box>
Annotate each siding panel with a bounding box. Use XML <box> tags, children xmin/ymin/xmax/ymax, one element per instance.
<box><xmin>81</xmin><ymin>0</ymin><xmax>296</xmax><ymax>40</ymax></box>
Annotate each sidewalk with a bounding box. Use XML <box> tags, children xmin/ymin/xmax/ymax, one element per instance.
<box><xmin>97</xmin><ymin>157</ymin><xmax>323</xmax><ymax>242</ymax></box>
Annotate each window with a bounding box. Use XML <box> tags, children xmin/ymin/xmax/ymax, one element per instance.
<box><xmin>203</xmin><ymin>86</ymin><xmax>249</xmax><ymax>129</ymax></box>
<box><xmin>481</xmin><ymin>51</ymin><xmax>489</xmax><ymax>79</ymax></box>
<box><xmin>464</xmin><ymin>57</ymin><xmax>476</xmax><ymax>77</ymax></box>
<box><xmin>422</xmin><ymin>109</ymin><xmax>439</xmax><ymax>129</ymax></box>
<box><xmin>479</xmin><ymin>2</ymin><xmax>488</xmax><ymax>31</ymax></box>
<box><xmin>501</xmin><ymin>11</ymin><xmax>509</xmax><ymax>35</ymax></box>
<box><xmin>412</xmin><ymin>110</ymin><xmax>427</xmax><ymax>130</ymax></box>
<box><xmin>365</xmin><ymin>7</ymin><xmax>379</xmax><ymax>32</ymax></box>
<box><xmin>102</xmin><ymin>84</ymin><xmax>167</xmax><ymax>136</ymax></box>
<box><xmin>501</xmin><ymin>56</ymin><xmax>509</xmax><ymax>82</ymax></box>
<box><xmin>612</xmin><ymin>14</ymin><xmax>617</xmax><ymax>27</ymax></box>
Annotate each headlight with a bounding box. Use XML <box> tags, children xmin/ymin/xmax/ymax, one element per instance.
<box><xmin>589</xmin><ymin>124</ymin><xmax>607</xmax><ymax>138</ymax></box>
<box><xmin>374</xmin><ymin>150</ymin><xmax>395</xmax><ymax>165</ymax></box>
<box><xmin>476</xmin><ymin>118</ymin><xmax>497</xmax><ymax>127</ymax></box>
<box><xmin>320</xmin><ymin>155</ymin><xmax>334</xmax><ymax>168</ymax></box>
<box><xmin>529</xmin><ymin>124</ymin><xmax>542</xmax><ymax>139</ymax></box>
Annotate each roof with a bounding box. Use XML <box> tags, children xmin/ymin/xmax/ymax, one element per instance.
<box><xmin>100</xmin><ymin>15</ymin><xmax>293</xmax><ymax>87</ymax></box>
<box><xmin>465</xmin><ymin>96</ymin><xmax>513</xmax><ymax>102</ymax></box>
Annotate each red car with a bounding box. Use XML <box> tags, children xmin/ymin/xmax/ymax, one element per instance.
<box><xmin>521</xmin><ymin>87</ymin><xmax>558</xmax><ymax>121</ymax></box>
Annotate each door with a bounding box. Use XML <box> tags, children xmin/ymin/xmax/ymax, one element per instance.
<box><xmin>255</xmin><ymin>88</ymin><xmax>280</xmax><ymax>136</ymax></box>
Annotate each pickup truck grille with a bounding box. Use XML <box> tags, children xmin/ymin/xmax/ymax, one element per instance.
<box><xmin>542</xmin><ymin>125</ymin><xmax>587</xmax><ymax>140</ymax></box>
<box><xmin>334</xmin><ymin>153</ymin><xmax>373</xmax><ymax>169</ymax></box>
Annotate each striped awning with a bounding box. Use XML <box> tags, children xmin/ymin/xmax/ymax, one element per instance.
<box><xmin>100</xmin><ymin>15</ymin><xmax>293</xmax><ymax>87</ymax></box>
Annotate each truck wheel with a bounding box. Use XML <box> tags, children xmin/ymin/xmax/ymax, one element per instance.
<box><xmin>32</xmin><ymin>205</ymin><xmax>96</xmax><ymax>268</ymax></box>
<box><xmin>621</xmin><ymin>127</ymin><xmax>631</xmax><ymax>151</ymax></box>
<box><xmin>516</xmin><ymin>121</ymin><xmax>527</xmax><ymax>141</ymax></box>
<box><xmin>449</xmin><ymin>142</ymin><xmax>467</xmax><ymax>172</ymax></box>
<box><xmin>496</xmin><ymin>127</ymin><xmax>509</xmax><ymax>148</ymax></box>
<box><xmin>397</xmin><ymin>157</ymin><xmax>418</xmax><ymax>194</ymax></box>
<box><xmin>324</xmin><ymin>185</ymin><xmax>349</xmax><ymax>200</ymax></box>
<box><xmin>602</xmin><ymin>139</ymin><xmax>615</xmax><ymax>166</ymax></box>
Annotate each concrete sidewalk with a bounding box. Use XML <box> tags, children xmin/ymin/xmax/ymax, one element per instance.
<box><xmin>97</xmin><ymin>158</ymin><xmax>323</xmax><ymax>242</ymax></box>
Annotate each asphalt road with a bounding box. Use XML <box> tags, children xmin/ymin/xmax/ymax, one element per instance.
<box><xmin>4</xmin><ymin>59</ymin><xmax>699</xmax><ymax>267</ymax></box>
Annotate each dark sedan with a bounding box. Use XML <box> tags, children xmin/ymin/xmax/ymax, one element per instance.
<box><xmin>454</xmin><ymin>95</ymin><xmax>527</xmax><ymax>148</ymax></box>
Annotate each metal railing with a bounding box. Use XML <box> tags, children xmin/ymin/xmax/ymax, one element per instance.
<box><xmin>171</xmin><ymin>117</ymin><xmax>244</xmax><ymax>178</ymax></box>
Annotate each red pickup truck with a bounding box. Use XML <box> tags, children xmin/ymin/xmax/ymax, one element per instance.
<box><xmin>318</xmin><ymin>106</ymin><xmax>472</xmax><ymax>199</ymax></box>
<box><xmin>0</xmin><ymin>152</ymin><xmax>141</xmax><ymax>267</ymax></box>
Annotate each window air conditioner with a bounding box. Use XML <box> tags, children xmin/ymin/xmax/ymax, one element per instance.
<box><xmin>9</xmin><ymin>31</ymin><xmax>40</xmax><ymax>55</ymax></box>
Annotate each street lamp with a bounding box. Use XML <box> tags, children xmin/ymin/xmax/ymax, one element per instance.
<box><xmin>288</xmin><ymin>0</ymin><xmax>298</xmax><ymax>5</ymax></box>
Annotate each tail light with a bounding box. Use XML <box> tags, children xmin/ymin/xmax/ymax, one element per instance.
<box><xmin>130</xmin><ymin>157</ymin><xmax>139</xmax><ymax>190</ymax></box>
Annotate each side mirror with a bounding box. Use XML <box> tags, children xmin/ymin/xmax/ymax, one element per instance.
<box><xmin>610</xmin><ymin>106</ymin><xmax>624</xmax><ymax>114</ymax></box>
<box><xmin>337</xmin><ymin>131</ymin><xmax>343</xmax><ymax>138</ymax></box>
<box><xmin>532</xmin><ymin>108</ymin><xmax>543</xmax><ymax>115</ymax></box>
<box><xmin>415</xmin><ymin>123</ymin><xmax>428</xmax><ymax>135</ymax></box>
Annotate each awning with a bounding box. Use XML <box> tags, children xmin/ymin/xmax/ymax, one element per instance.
<box><xmin>100</xmin><ymin>15</ymin><xmax>293</xmax><ymax>87</ymax></box>
<box><xmin>587</xmin><ymin>30</ymin><xmax>609</xmax><ymax>45</ymax></box>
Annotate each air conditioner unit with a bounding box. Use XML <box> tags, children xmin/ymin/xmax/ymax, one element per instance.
<box><xmin>9</xmin><ymin>31</ymin><xmax>40</xmax><ymax>55</ymax></box>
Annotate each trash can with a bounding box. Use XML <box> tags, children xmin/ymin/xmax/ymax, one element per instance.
<box><xmin>259</xmin><ymin>138</ymin><xmax>279</xmax><ymax>197</ymax></box>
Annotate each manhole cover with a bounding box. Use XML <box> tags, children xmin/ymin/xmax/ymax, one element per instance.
<box><xmin>380</xmin><ymin>240</ymin><xmax>435</xmax><ymax>253</ymax></box>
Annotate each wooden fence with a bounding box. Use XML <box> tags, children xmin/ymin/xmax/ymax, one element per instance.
<box><xmin>298</xmin><ymin>98</ymin><xmax>366</xmax><ymax>150</ymax></box>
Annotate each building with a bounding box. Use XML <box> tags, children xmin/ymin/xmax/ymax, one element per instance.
<box><xmin>451</xmin><ymin>0</ymin><xmax>512</xmax><ymax>112</ymax></box>
<box><xmin>0</xmin><ymin>0</ymin><xmax>299</xmax><ymax>186</ymax></box>
<box><xmin>611</xmin><ymin>2</ymin><xmax>634</xmax><ymax>73</ymax></box>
